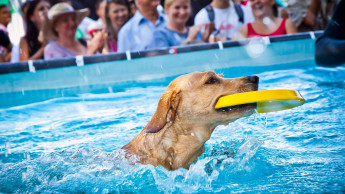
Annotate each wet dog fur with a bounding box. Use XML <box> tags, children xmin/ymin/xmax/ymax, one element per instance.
<box><xmin>122</xmin><ymin>71</ymin><xmax>259</xmax><ymax>170</ymax></box>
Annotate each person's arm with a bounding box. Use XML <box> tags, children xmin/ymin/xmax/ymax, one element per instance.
<box><xmin>19</xmin><ymin>37</ymin><xmax>45</xmax><ymax>61</ymax></box>
<box><xmin>4</xmin><ymin>43</ymin><xmax>12</xmax><ymax>62</ymax></box>
<box><xmin>285</xmin><ymin>19</ymin><xmax>298</xmax><ymax>34</ymax></box>
<box><xmin>86</xmin><ymin>30</ymin><xmax>105</xmax><ymax>55</ymax></box>
<box><xmin>19</xmin><ymin>38</ymin><xmax>30</xmax><ymax>61</ymax></box>
<box><xmin>181</xmin><ymin>25</ymin><xmax>205</xmax><ymax>45</ymax></box>
<box><xmin>202</xmin><ymin>22</ymin><xmax>215</xmax><ymax>42</ymax></box>
<box><xmin>194</xmin><ymin>8</ymin><xmax>211</xmax><ymax>36</ymax></box>
<box><xmin>315</xmin><ymin>0</ymin><xmax>345</xmax><ymax>67</ymax></box>
<box><xmin>235</xmin><ymin>24</ymin><xmax>248</xmax><ymax>40</ymax></box>
<box><xmin>186</xmin><ymin>25</ymin><xmax>202</xmax><ymax>42</ymax></box>
<box><xmin>29</xmin><ymin>47</ymin><xmax>45</xmax><ymax>60</ymax></box>
<box><xmin>303</xmin><ymin>0</ymin><xmax>320</xmax><ymax>27</ymax></box>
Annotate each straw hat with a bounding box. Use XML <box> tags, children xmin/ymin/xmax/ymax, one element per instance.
<box><xmin>42</xmin><ymin>3</ymin><xmax>89</xmax><ymax>40</ymax></box>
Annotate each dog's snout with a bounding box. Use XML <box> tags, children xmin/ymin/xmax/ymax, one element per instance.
<box><xmin>246</xmin><ymin>75</ymin><xmax>259</xmax><ymax>83</ymax></box>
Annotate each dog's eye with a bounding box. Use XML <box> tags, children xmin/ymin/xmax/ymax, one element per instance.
<box><xmin>205</xmin><ymin>77</ymin><xmax>218</xmax><ymax>84</ymax></box>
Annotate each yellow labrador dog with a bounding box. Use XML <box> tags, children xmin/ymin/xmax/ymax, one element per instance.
<box><xmin>122</xmin><ymin>71</ymin><xmax>259</xmax><ymax>170</ymax></box>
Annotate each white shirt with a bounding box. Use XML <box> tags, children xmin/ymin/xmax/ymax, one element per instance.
<box><xmin>194</xmin><ymin>1</ymin><xmax>254</xmax><ymax>39</ymax></box>
<box><xmin>78</xmin><ymin>17</ymin><xmax>96</xmax><ymax>39</ymax></box>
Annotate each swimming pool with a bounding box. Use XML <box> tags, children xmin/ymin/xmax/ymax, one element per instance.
<box><xmin>1</xmin><ymin>33</ymin><xmax>345</xmax><ymax>193</ymax></box>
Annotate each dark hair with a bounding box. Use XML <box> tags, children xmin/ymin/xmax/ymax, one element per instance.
<box><xmin>0</xmin><ymin>4</ymin><xmax>8</xmax><ymax>9</ymax></box>
<box><xmin>25</xmin><ymin>0</ymin><xmax>50</xmax><ymax>54</ymax></box>
<box><xmin>20</xmin><ymin>1</ymin><xmax>30</xmax><ymax>17</ymax></box>
<box><xmin>105</xmin><ymin>0</ymin><xmax>131</xmax><ymax>42</ymax></box>
<box><xmin>50</xmin><ymin>0</ymin><xmax>71</xmax><ymax>6</ymax></box>
<box><xmin>95</xmin><ymin>0</ymin><xmax>105</xmax><ymax>11</ymax></box>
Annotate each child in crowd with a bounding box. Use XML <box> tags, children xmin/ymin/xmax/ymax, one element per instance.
<box><xmin>117</xmin><ymin>0</ymin><xmax>167</xmax><ymax>52</ymax></box>
<box><xmin>237</xmin><ymin>0</ymin><xmax>297</xmax><ymax>39</ymax></box>
<box><xmin>19</xmin><ymin>0</ymin><xmax>51</xmax><ymax>61</ymax></box>
<box><xmin>103</xmin><ymin>0</ymin><xmax>132</xmax><ymax>53</ymax></box>
<box><xmin>43</xmin><ymin>3</ymin><xmax>105</xmax><ymax>59</ymax></box>
<box><xmin>194</xmin><ymin>0</ymin><xmax>254</xmax><ymax>41</ymax></box>
<box><xmin>148</xmin><ymin>0</ymin><xmax>205</xmax><ymax>49</ymax></box>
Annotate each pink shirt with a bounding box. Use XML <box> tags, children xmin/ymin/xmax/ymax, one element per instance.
<box><xmin>108</xmin><ymin>38</ymin><xmax>117</xmax><ymax>52</ymax></box>
<box><xmin>44</xmin><ymin>40</ymin><xmax>86</xmax><ymax>60</ymax></box>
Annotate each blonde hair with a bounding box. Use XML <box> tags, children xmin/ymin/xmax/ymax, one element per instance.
<box><xmin>164</xmin><ymin>0</ymin><xmax>191</xmax><ymax>9</ymax></box>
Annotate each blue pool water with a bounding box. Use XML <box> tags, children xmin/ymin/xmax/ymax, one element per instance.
<box><xmin>1</xmin><ymin>65</ymin><xmax>345</xmax><ymax>193</ymax></box>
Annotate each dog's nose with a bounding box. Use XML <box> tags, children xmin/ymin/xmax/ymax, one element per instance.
<box><xmin>246</xmin><ymin>75</ymin><xmax>259</xmax><ymax>83</ymax></box>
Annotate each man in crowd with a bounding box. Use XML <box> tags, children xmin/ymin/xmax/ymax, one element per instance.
<box><xmin>194</xmin><ymin>0</ymin><xmax>254</xmax><ymax>41</ymax></box>
<box><xmin>117</xmin><ymin>0</ymin><xmax>167</xmax><ymax>52</ymax></box>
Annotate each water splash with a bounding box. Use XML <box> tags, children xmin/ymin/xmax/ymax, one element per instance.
<box><xmin>1</xmin><ymin>67</ymin><xmax>345</xmax><ymax>193</ymax></box>
<box><xmin>245</xmin><ymin>38</ymin><xmax>267</xmax><ymax>58</ymax></box>
<box><xmin>264</xmin><ymin>113</ymin><xmax>268</xmax><ymax>129</ymax></box>
<box><xmin>234</xmin><ymin>138</ymin><xmax>263</xmax><ymax>171</ymax></box>
<box><xmin>4</xmin><ymin>142</ymin><xmax>11</xmax><ymax>157</ymax></box>
<box><xmin>0</xmin><ymin>137</ymin><xmax>266</xmax><ymax>193</ymax></box>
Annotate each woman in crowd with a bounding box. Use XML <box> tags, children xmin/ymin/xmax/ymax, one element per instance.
<box><xmin>148</xmin><ymin>0</ymin><xmax>205</xmax><ymax>49</ymax></box>
<box><xmin>19</xmin><ymin>0</ymin><xmax>51</xmax><ymax>61</ymax></box>
<box><xmin>238</xmin><ymin>0</ymin><xmax>297</xmax><ymax>39</ymax></box>
<box><xmin>43</xmin><ymin>3</ymin><xmax>105</xmax><ymax>59</ymax></box>
<box><xmin>103</xmin><ymin>0</ymin><xmax>131</xmax><ymax>53</ymax></box>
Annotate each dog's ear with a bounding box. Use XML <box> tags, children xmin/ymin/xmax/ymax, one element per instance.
<box><xmin>145</xmin><ymin>89</ymin><xmax>181</xmax><ymax>133</ymax></box>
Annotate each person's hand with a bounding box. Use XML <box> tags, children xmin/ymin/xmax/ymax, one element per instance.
<box><xmin>304</xmin><ymin>10</ymin><xmax>316</xmax><ymax>26</ymax></box>
<box><xmin>303</xmin><ymin>0</ymin><xmax>320</xmax><ymax>27</ymax></box>
<box><xmin>202</xmin><ymin>22</ymin><xmax>215</xmax><ymax>42</ymax></box>
<box><xmin>0</xmin><ymin>54</ymin><xmax>5</xmax><ymax>63</ymax></box>
<box><xmin>186</xmin><ymin>25</ymin><xmax>202</xmax><ymax>42</ymax></box>
<box><xmin>87</xmin><ymin>30</ymin><xmax>106</xmax><ymax>55</ymax></box>
<box><xmin>38</xmin><ymin>30</ymin><xmax>48</xmax><ymax>46</ymax></box>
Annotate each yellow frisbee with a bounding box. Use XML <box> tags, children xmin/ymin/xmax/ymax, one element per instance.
<box><xmin>215</xmin><ymin>90</ymin><xmax>305</xmax><ymax>113</ymax></box>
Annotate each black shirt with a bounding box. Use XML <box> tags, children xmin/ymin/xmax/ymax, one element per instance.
<box><xmin>0</xmin><ymin>30</ymin><xmax>10</xmax><ymax>49</ymax></box>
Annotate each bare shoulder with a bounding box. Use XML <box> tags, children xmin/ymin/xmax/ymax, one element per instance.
<box><xmin>237</xmin><ymin>24</ymin><xmax>249</xmax><ymax>40</ymax></box>
<box><xmin>19</xmin><ymin>37</ymin><xmax>28</xmax><ymax>47</ymax></box>
<box><xmin>285</xmin><ymin>19</ymin><xmax>298</xmax><ymax>34</ymax></box>
<box><xmin>19</xmin><ymin>37</ymin><xmax>30</xmax><ymax>61</ymax></box>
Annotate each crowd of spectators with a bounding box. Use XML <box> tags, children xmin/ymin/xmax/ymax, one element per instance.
<box><xmin>0</xmin><ymin>0</ymin><xmax>341</xmax><ymax>64</ymax></box>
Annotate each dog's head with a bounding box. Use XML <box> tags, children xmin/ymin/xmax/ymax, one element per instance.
<box><xmin>145</xmin><ymin>71</ymin><xmax>259</xmax><ymax>133</ymax></box>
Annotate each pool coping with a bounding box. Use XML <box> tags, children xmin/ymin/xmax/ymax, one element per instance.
<box><xmin>0</xmin><ymin>31</ymin><xmax>323</xmax><ymax>75</ymax></box>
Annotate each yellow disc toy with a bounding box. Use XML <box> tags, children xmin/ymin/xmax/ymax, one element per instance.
<box><xmin>215</xmin><ymin>90</ymin><xmax>305</xmax><ymax>113</ymax></box>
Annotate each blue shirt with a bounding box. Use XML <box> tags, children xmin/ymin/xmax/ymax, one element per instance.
<box><xmin>117</xmin><ymin>10</ymin><xmax>167</xmax><ymax>52</ymax></box>
<box><xmin>148</xmin><ymin>27</ymin><xmax>203</xmax><ymax>49</ymax></box>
